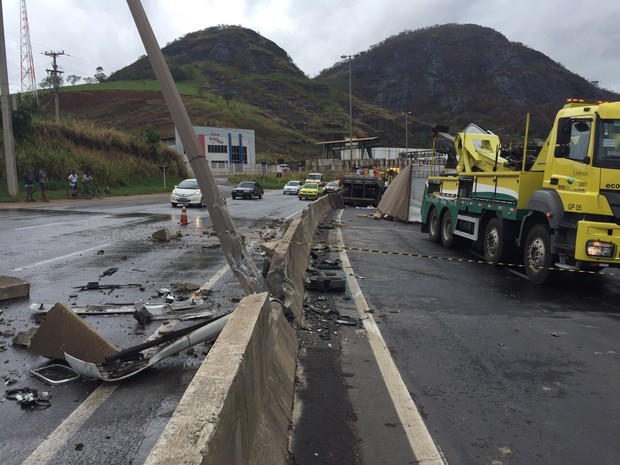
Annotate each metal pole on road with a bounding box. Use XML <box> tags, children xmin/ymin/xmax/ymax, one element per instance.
<box><xmin>126</xmin><ymin>0</ymin><xmax>264</xmax><ymax>295</ymax></box>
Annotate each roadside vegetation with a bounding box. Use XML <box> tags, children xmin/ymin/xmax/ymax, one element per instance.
<box><xmin>0</xmin><ymin>100</ymin><xmax>189</xmax><ymax>203</ymax></box>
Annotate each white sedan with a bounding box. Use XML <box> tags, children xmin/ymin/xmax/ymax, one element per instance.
<box><xmin>170</xmin><ymin>179</ymin><xmax>205</xmax><ymax>208</ymax></box>
<box><xmin>283</xmin><ymin>180</ymin><xmax>302</xmax><ymax>195</ymax></box>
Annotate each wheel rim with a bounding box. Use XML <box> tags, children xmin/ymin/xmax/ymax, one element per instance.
<box><xmin>485</xmin><ymin>228</ymin><xmax>499</xmax><ymax>258</ymax></box>
<box><xmin>526</xmin><ymin>237</ymin><xmax>546</xmax><ymax>270</ymax></box>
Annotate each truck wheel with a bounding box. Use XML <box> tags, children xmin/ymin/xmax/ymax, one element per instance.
<box><xmin>523</xmin><ymin>224</ymin><xmax>553</xmax><ymax>284</ymax></box>
<box><xmin>428</xmin><ymin>208</ymin><xmax>441</xmax><ymax>243</ymax></box>
<box><xmin>440</xmin><ymin>212</ymin><xmax>457</xmax><ymax>248</ymax></box>
<box><xmin>483</xmin><ymin>218</ymin><xmax>503</xmax><ymax>264</ymax></box>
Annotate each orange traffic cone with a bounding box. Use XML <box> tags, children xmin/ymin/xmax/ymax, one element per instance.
<box><xmin>179</xmin><ymin>206</ymin><xmax>189</xmax><ymax>226</ymax></box>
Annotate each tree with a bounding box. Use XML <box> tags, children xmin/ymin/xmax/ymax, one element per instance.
<box><xmin>143</xmin><ymin>125</ymin><xmax>161</xmax><ymax>159</ymax></box>
<box><xmin>94</xmin><ymin>66</ymin><xmax>107</xmax><ymax>83</ymax></box>
<box><xmin>39</xmin><ymin>74</ymin><xmax>64</xmax><ymax>89</ymax></box>
<box><xmin>67</xmin><ymin>74</ymin><xmax>82</xmax><ymax>86</ymax></box>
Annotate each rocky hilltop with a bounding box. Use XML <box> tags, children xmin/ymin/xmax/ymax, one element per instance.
<box><xmin>44</xmin><ymin>24</ymin><xmax>619</xmax><ymax>158</ymax></box>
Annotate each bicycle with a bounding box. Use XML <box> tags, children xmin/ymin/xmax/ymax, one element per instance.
<box><xmin>83</xmin><ymin>177</ymin><xmax>105</xmax><ymax>199</ymax></box>
<box><xmin>66</xmin><ymin>182</ymin><xmax>95</xmax><ymax>199</ymax></box>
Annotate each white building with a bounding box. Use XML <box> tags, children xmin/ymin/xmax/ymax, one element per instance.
<box><xmin>175</xmin><ymin>126</ymin><xmax>256</xmax><ymax>169</ymax></box>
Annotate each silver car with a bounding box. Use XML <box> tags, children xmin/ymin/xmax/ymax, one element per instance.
<box><xmin>283</xmin><ymin>180</ymin><xmax>302</xmax><ymax>195</ymax></box>
<box><xmin>170</xmin><ymin>179</ymin><xmax>205</xmax><ymax>208</ymax></box>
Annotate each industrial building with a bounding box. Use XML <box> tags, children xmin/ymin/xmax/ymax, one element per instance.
<box><xmin>175</xmin><ymin>126</ymin><xmax>256</xmax><ymax>170</ymax></box>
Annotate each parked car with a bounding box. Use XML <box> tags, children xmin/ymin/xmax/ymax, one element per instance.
<box><xmin>231</xmin><ymin>181</ymin><xmax>264</xmax><ymax>200</ymax></box>
<box><xmin>298</xmin><ymin>182</ymin><xmax>324</xmax><ymax>201</ymax></box>
<box><xmin>170</xmin><ymin>178</ymin><xmax>205</xmax><ymax>208</ymax></box>
<box><xmin>276</xmin><ymin>164</ymin><xmax>291</xmax><ymax>174</ymax></box>
<box><xmin>324</xmin><ymin>181</ymin><xmax>342</xmax><ymax>194</ymax></box>
<box><xmin>283</xmin><ymin>180</ymin><xmax>302</xmax><ymax>195</ymax></box>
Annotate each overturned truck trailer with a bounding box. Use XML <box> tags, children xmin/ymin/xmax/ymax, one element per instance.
<box><xmin>339</xmin><ymin>175</ymin><xmax>384</xmax><ymax>207</ymax></box>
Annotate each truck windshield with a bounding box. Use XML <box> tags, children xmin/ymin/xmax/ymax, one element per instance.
<box><xmin>595</xmin><ymin>119</ymin><xmax>620</xmax><ymax>168</ymax></box>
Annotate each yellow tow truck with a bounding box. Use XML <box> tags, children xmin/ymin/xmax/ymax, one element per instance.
<box><xmin>421</xmin><ymin>99</ymin><xmax>620</xmax><ymax>283</ymax></box>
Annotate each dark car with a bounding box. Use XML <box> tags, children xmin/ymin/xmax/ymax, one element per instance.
<box><xmin>324</xmin><ymin>181</ymin><xmax>342</xmax><ymax>194</ymax></box>
<box><xmin>231</xmin><ymin>181</ymin><xmax>264</xmax><ymax>200</ymax></box>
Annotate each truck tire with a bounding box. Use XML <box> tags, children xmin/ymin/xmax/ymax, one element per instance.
<box><xmin>428</xmin><ymin>207</ymin><xmax>441</xmax><ymax>243</ymax></box>
<box><xmin>483</xmin><ymin>217</ymin><xmax>504</xmax><ymax>264</ymax></box>
<box><xmin>440</xmin><ymin>212</ymin><xmax>457</xmax><ymax>248</ymax></box>
<box><xmin>523</xmin><ymin>224</ymin><xmax>553</xmax><ymax>284</ymax></box>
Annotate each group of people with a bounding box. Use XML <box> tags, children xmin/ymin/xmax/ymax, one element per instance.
<box><xmin>350</xmin><ymin>164</ymin><xmax>380</xmax><ymax>177</ymax></box>
<box><xmin>22</xmin><ymin>169</ymin><xmax>94</xmax><ymax>201</ymax></box>
<box><xmin>67</xmin><ymin>172</ymin><xmax>93</xmax><ymax>197</ymax></box>
<box><xmin>23</xmin><ymin>168</ymin><xmax>49</xmax><ymax>202</ymax></box>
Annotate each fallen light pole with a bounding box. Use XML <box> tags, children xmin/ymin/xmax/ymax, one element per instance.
<box><xmin>126</xmin><ymin>0</ymin><xmax>264</xmax><ymax>295</ymax></box>
<box><xmin>65</xmin><ymin>313</ymin><xmax>231</xmax><ymax>382</ymax></box>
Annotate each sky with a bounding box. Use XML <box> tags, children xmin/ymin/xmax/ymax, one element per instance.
<box><xmin>2</xmin><ymin>0</ymin><xmax>620</xmax><ymax>96</ymax></box>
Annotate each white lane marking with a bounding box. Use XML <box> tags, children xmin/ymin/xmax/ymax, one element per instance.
<box><xmin>21</xmin><ymin>245</ymin><xmax>242</xmax><ymax>464</ymax></box>
<box><xmin>21</xmin><ymin>384</ymin><xmax>118</xmax><ymax>465</ymax></box>
<box><xmin>335</xmin><ymin>210</ymin><xmax>448</xmax><ymax>465</ymax></box>
<box><xmin>285</xmin><ymin>209</ymin><xmax>304</xmax><ymax>220</ymax></box>
<box><xmin>11</xmin><ymin>243</ymin><xmax>113</xmax><ymax>272</ymax></box>
<box><xmin>15</xmin><ymin>221</ymin><xmax>65</xmax><ymax>231</ymax></box>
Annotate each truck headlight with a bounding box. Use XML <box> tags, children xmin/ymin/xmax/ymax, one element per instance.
<box><xmin>586</xmin><ymin>240</ymin><xmax>615</xmax><ymax>258</ymax></box>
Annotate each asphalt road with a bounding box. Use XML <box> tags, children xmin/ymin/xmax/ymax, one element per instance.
<box><xmin>3</xmin><ymin>188</ymin><xmax>620</xmax><ymax>465</ymax></box>
<box><xmin>330</xmin><ymin>206</ymin><xmax>620</xmax><ymax>465</ymax></box>
<box><xmin>0</xmin><ymin>184</ymin><xmax>304</xmax><ymax>465</ymax></box>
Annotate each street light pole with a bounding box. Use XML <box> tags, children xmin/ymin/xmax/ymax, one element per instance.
<box><xmin>341</xmin><ymin>54</ymin><xmax>353</xmax><ymax>162</ymax></box>
<box><xmin>402</xmin><ymin>111</ymin><xmax>411</xmax><ymax>159</ymax></box>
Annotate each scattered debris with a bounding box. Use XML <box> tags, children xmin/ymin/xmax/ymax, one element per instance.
<box><xmin>12</xmin><ymin>327</ymin><xmax>38</xmax><ymax>347</ymax></box>
<box><xmin>73</xmin><ymin>282</ymin><xmax>142</xmax><ymax>291</ymax></box>
<box><xmin>96</xmin><ymin>250</ymin><xmax>105</xmax><ymax>255</ymax></box>
<box><xmin>5</xmin><ymin>388</ymin><xmax>51</xmax><ymax>409</ymax></box>
<box><xmin>305</xmin><ymin>271</ymin><xmax>346</xmax><ymax>291</ymax></box>
<box><xmin>335</xmin><ymin>315</ymin><xmax>360</xmax><ymax>326</ymax></box>
<box><xmin>31</xmin><ymin>364</ymin><xmax>80</xmax><ymax>385</ymax></box>
<box><xmin>151</xmin><ymin>228</ymin><xmax>181</xmax><ymax>242</ymax></box>
<box><xmin>171</xmin><ymin>282</ymin><xmax>200</xmax><ymax>293</ymax></box>
<box><xmin>65</xmin><ymin>313</ymin><xmax>231</xmax><ymax>381</ymax></box>
<box><xmin>100</xmin><ymin>267</ymin><xmax>119</xmax><ymax>278</ymax></box>
<box><xmin>31</xmin><ymin>300</ymin><xmax>214</xmax><ymax>321</ymax></box>
<box><xmin>29</xmin><ymin>303</ymin><xmax>119</xmax><ymax>363</ymax></box>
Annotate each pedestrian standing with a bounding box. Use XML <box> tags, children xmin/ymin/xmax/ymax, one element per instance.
<box><xmin>38</xmin><ymin>168</ymin><xmax>50</xmax><ymax>202</ymax></box>
<box><xmin>68</xmin><ymin>172</ymin><xmax>78</xmax><ymax>197</ymax></box>
<box><xmin>24</xmin><ymin>169</ymin><xmax>36</xmax><ymax>202</ymax></box>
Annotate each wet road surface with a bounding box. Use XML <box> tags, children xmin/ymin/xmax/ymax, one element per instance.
<box><xmin>0</xmin><ymin>187</ymin><xmax>302</xmax><ymax>465</ymax></box>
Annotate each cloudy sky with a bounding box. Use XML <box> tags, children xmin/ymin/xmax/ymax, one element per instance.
<box><xmin>2</xmin><ymin>0</ymin><xmax>620</xmax><ymax>95</ymax></box>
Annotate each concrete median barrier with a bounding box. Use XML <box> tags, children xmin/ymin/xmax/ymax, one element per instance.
<box><xmin>264</xmin><ymin>193</ymin><xmax>344</xmax><ymax>322</ymax></box>
<box><xmin>145</xmin><ymin>292</ymin><xmax>297</xmax><ymax>465</ymax></box>
<box><xmin>145</xmin><ymin>194</ymin><xmax>342</xmax><ymax>465</ymax></box>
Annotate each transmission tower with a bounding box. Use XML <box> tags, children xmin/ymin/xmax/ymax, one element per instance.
<box><xmin>20</xmin><ymin>0</ymin><xmax>37</xmax><ymax>102</ymax></box>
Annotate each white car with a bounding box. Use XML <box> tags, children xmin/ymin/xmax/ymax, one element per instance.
<box><xmin>170</xmin><ymin>179</ymin><xmax>205</xmax><ymax>208</ymax></box>
<box><xmin>283</xmin><ymin>180</ymin><xmax>302</xmax><ymax>195</ymax></box>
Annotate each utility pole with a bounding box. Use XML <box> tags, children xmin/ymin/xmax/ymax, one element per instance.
<box><xmin>0</xmin><ymin>2</ymin><xmax>18</xmax><ymax>197</ymax></box>
<box><xmin>44</xmin><ymin>50</ymin><xmax>64</xmax><ymax>122</ymax></box>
